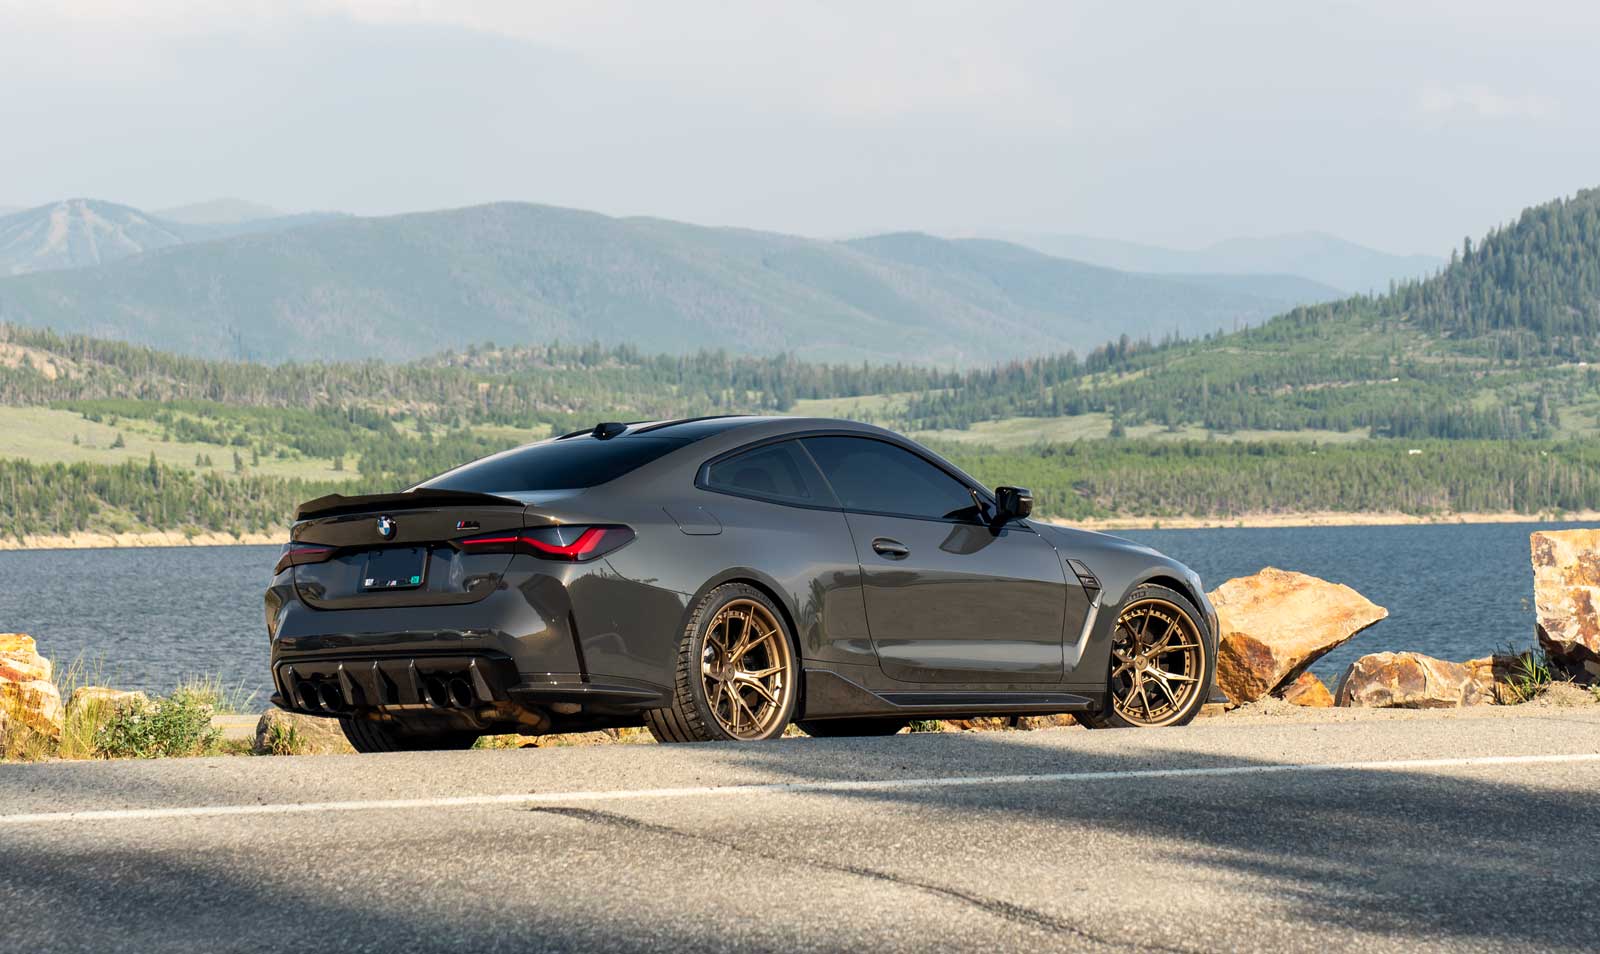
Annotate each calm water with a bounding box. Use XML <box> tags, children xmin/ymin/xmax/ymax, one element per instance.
<box><xmin>0</xmin><ymin>522</ymin><xmax>1567</xmax><ymax>709</ymax></box>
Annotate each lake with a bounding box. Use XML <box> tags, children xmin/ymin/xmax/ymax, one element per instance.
<box><xmin>0</xmin><ymin>521</ymin><xmax>1571</xmax><ymax>709</ymax></box>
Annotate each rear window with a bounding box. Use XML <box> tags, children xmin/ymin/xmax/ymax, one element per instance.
<box><xmin>418</xmin><ymin>437</ymin><xmax>689</xmax><ymax>494</ymax></box>
<box><xmin>701</xmin><ymin>440</ymin><xmax>835</xmax><ymax>506</ymax></box>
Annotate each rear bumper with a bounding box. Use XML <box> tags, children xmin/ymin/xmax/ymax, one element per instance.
<box><xmin>272</xmin><ymin>650</ymin><xmax>669</xmax><ymax>718</ymax></box>
<box><xmin>268</xmin><ymin>560</ymin><xmax>676</xmax><ymax>722</ymax></box>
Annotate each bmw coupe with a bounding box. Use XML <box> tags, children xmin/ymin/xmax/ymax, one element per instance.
<box><xmin>264</xmin><ymin>416</ymin><xmax>1218</xmax><ymax>750</ymax></box>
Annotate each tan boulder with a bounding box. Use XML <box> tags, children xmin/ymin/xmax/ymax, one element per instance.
<box><xmin>1530</xmin><ymin>529</ymin><xmax>1600</xmax><ymax>666</ymax></box>
<box><xmin>0</xmin><ymin>634</ymin><xmax>63</xmax><ymax>741</ymax></box>
<box><xmin>1276</xmin><ymin>671</ymin><xmax>1334</xmax><ymax>708</ymax></box>
<box><xmin>67</xmin><ymin>686</ymin><xmax>149</xmax><ymax>717</ymax></box>
<box><xmin>1465</xmin><ymin>654</ymin><xmax>1523</xmax><ymax>705</ymax></box>
<box><xmin>1208</xmin><ymin>568</ymin><xmax>1388</xmax><ymax>704</ymax></box>
<box><xmin>253</xmin><ymin>708</ymin><xmax>355</xmax><ymax>756</ymax></box>
<box><xmin>1334</xmin><ymin>652</ymin><xmax>1486</xmax><ymax>708</ymax></box>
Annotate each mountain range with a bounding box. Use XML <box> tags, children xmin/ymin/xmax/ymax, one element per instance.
<box><xmin>0</xmin><ymin>199</ymin><xmax>344</xmax><ymax>276</ymax></box>
<box><xmin>0</xmin><ymin>201</ymin><xmax>1342</xmax><ymax>365</ymax></box>
<box><xmin>979</xmin><ymin>230</ymin><xmax>1443</xmax><ymax>295</ymax></box>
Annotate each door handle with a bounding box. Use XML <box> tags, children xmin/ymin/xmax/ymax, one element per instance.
<box><xmin>871</xmin><ymin>538</ymin><xmax>910</xmax><ymax>559</ymax></box>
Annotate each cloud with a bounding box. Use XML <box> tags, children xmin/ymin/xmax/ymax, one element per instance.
<box><xmin>1416</xmin><ymin>84</ymin><xmax>1560</xmax><ymax>122</ymax></box>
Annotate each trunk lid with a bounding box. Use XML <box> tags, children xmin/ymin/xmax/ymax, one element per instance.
<box><xmin>290</xmin><ymin>491</ymin><xmax>528</xmax><ymax>610</ymax></box>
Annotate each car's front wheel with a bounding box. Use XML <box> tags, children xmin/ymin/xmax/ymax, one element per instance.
<box><xmin>645</xmin><ymin>583</ymin><xmax>800</xmax><ymax>743</ymax></box>
<box><xmin>1080</xmin><ymin>583</ymin><xmax>1214</xmax><ymax>729</ymax></box>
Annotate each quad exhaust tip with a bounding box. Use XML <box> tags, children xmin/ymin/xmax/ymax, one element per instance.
<box><xmin>293</xmin><ymin>669</ymin><xmax>481</xmax><ymax>713</ymax></box>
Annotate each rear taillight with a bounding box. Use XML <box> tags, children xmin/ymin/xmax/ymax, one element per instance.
<box><xmin>274</xmin><ymin>542</ymin><xmax>336</xmax><ymax>576</ymax></box>
<box><xmin>456</xmin><ymin>525</ymin><xmax>634</xmax><ymax>562</ymax></box>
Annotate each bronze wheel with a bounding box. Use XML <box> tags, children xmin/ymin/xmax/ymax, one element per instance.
<box><xmin>699</xmin><ymin>598</ymin><xmax>794</xmax><ymax>739</ymax></box>
<box><xmin>645</xmin><ymin>583</ymin><xmax>800</xmax><ymax>743</ymax></box>
<box><xmin>1109</xmin><ymin>597</ymin><xmax>1206</xmax><ymax>726</ymax></box>
<box><xmin>1081</xmin><ymin>583</ymin><xmax>1213</xmax><ymax>729</ymax></box>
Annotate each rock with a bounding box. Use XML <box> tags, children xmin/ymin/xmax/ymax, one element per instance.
<box><xmin>1465</xmin><ymin>654</ymin><xmax>1523</xmax><ymax>705</ymax></box>
<box><xmin>1334</xmin><ymin>652</ymin><xmax>1486</xmax><ymax>708</ymax></box>
<box><xmin>1276</xmin><ymin>671</ymin><xmax>1334</xmax><ymax>708</ymax></box>
<box><xmin>1530</xmin><ymin>529</ymin><xmax>1600</xmax><ymax>666</ymax></box>
<box><xmin>0</xmin><ymin>633</ymin><xmax>63</xmax><ymax>742</ymax></box>
<box><xmin>941</xmin><ymin>715</ymin><xmax>1080</xmax><ymax>732</ymax></box>
<box><xmin>66</xmin><ymin>686</ymin><xmax>148</xmax><ymax>717</ymax></box>
<box><xmin>1208</xmin><ymin>568</ymin><xmax>1388</xmax><ymax>704</ymax></box>
<box><xmin>253</xmin><ymin>708</ymin><xmax>355</xmax><ymax>755</ymax></box>
<box><xmin>942</xmin><ymin>717</ymin><xmax>1013</xmax><ymax>732</ymax></box>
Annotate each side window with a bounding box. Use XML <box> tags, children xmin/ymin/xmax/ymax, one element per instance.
<box><xmin>702</xmin><ymin>440</ymin><xmax>834</xmax><ymax>506</ymax></box>
<box><xmin>802</xmin><ymin>436</ymin><xmax>978</xmax><ymax>520</ymax></box>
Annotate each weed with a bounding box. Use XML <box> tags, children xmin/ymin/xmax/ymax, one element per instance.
<box><xmin>473</xmin><ymin>734</ymin><xmax>527</xmax><ymax>750</ymax></box>
<box><xmin>907</xmin><ymin>719</ymin><xmax>944</xmax><ymax>733</ymax></box>
<box><xmin>95</xmin><ymin>690</ymin><xmax>221</xmax><ymax>759</ymax></box>
<box><xmin>1502</xmin><ymin>648</ymin><xmax>1556</xmax><ymax>704</ymax></box>
<box><xmin>261</xmin><ymin>720</ymin><xmax>308</xmax><ymax>756</ymax></box>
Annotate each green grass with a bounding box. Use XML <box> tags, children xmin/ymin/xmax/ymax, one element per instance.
<box><xmin>1501</xmin><ymin>648</ymin><xmax>1557</xmax><ymax>704</ymax></box>
<box><xmin>174</xmin><ymin>674</ymin><xmax>259</xmax><ymax>715</ymax></box>
<box><xmin>913</xmin><ymin>413</ymin><xmax>1370</xmax><ymax>449</ymax></box>
<box><xmin>0</xmin><ymin>406</ymin><xmax>349</xmax><ymax>481</ymax></box>
<box><xmin>788</xmin><ymin>390</ymin><xmax>940</xmax><ymax>424</ymax></box>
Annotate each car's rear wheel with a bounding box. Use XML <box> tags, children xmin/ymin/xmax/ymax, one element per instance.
<box><xmin>1080</xmin><ymin>584</ymin><xmax>1213</xmax><ymax>729</ymax></box>
<box><xmin>797</xmin><ymin>718</ymin><xmax>910</xmax><ymax>738</ymax></box>
<box><xmin>338</xmin><ymin>716</ymin><xmax>480</xmax><ymax>753</ymax></box>
<box><xmin>646</xmin><ymin>583</ymin><xmax>799</xmax><ymax>743</ymax></box>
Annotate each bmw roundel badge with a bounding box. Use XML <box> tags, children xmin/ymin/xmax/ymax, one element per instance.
<box><xmin>377</xmin><ymin>515</ymin><xmax>396</xmax><ymax>539</ymax></box>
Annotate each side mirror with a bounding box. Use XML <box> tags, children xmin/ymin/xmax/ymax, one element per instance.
<box><xmin>994</xmin><ymin>486</ymin><xmax>1033</xmax><ymax>521</ymax></box>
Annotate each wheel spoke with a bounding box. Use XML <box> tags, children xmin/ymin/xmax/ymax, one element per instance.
<box><xmin>736</xmin><ymin>675</ymin><xmax>778</xmax><ymax>707</ymax></box>
<box><xmin>1146</xmin><ymin>617</ymin><xmax>1179</xmax><ymax>654</ymax></box>
<box><xmin>731</xmin><ymin>626</ymin><xmax>776</xmax><ymax>664</ymax></box>
<box><xmin>1147</xmin><ymin>670</ymin><xmax>1179</xmax><ymax>711</ymax></box>
<box><xmin>1151</xmin><ymin>668</ymin><xmax>1199</xmax><ymax>684</ymax></box>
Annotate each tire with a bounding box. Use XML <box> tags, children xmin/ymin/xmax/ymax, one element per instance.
<box><xmin>797</xmin><ymin>718</ymin><xmax>910</xmax><ymax>738</ymax></box>
<box><xmin>338</xmin><ymin>717</ymin><xmax>480</xmax><ymax>753</ymax></box>
<box><xmin>645</xmin><ymin>582</ymin><xmax>800</xmax><ymax>743</ymax></box>
<box><xmin>1079</xmin><ymin>583</ymin><xmax>1215</xmax><ymax>729</ymax></box>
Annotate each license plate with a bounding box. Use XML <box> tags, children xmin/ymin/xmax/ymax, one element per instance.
<box><xmin>361</xmin><ymin>548</ymin><xmax>428</xmax><ymax>590</ymax></box>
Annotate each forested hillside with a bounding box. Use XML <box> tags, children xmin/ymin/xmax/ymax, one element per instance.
<box><xmin>5</xmin><ymin>188</ymin><xmax>1600</xmax><ymax>540</ymax></box>
<box><xmin>1391</xmin><ymin>187</ymin><xmax>1600</xmax><ymax>348</ymax></box>
<box><xmin>894</xmin><ymin>190</ymin><xmax>1600</xmax><ymax>440</ymax></box>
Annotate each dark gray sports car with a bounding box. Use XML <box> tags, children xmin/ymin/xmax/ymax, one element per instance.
<box><xmin>265</xmin><ymin>416</ymin><xmax>1218</xmax><ymax>750</ymax></box>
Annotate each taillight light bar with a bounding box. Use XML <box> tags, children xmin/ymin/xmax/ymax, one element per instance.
<box><xmin>456</xmin><ymin>525</ymin><xmax>634</xmax><ymax>562</ymax></box>
<box><xmin>274</xmin><ymin>542</ymin><xmax>336</xmax><ymax>576</ymax></box>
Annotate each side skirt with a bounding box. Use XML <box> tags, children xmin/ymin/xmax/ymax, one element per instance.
<box><xmin>800</xmin><ymin>668</ymin><xmax>1100</xmax><ymax>721</ymax></box>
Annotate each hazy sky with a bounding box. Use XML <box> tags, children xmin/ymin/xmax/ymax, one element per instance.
<box><xmin>3</xmin><ymin>1</ymin><xmax>1597</xmax><ymax>255</ymax></box>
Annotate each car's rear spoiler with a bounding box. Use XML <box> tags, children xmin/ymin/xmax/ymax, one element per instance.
<box><xmin>293</xmin><ymin>488</ymin><xmax>524</xmax><ymax>521</ymax></box>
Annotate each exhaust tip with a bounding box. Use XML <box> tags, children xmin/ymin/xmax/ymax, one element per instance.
<box><xmin>297</xmin><ymin>684</ymin><xmax>323</xmax><ymax>712</ymax></box>
<box><xmin>447</xmin><ymin>677</ymin><xmax>475</xmax><ymax>708</ymax></box>
<box><xmin>423</xmin><ymin>676</ymin><xmax>451</xmax><ymax>708</ymax></box>
<box><xmin>317</xmin><ymin>682</ymin><xmax>347</xmax><ymax>713</ymax></box>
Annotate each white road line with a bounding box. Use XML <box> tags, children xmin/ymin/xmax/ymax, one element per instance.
<box><xmin>2</xmin><ymin>752</ymin><xmax>1596</xmax><ymax>827</ymax></box>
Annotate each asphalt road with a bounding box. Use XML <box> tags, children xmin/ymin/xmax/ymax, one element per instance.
<box><xmin>3</xmin><ymin>707</ymin><xmax>1598</xmax><ymax>954</ymax></box>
